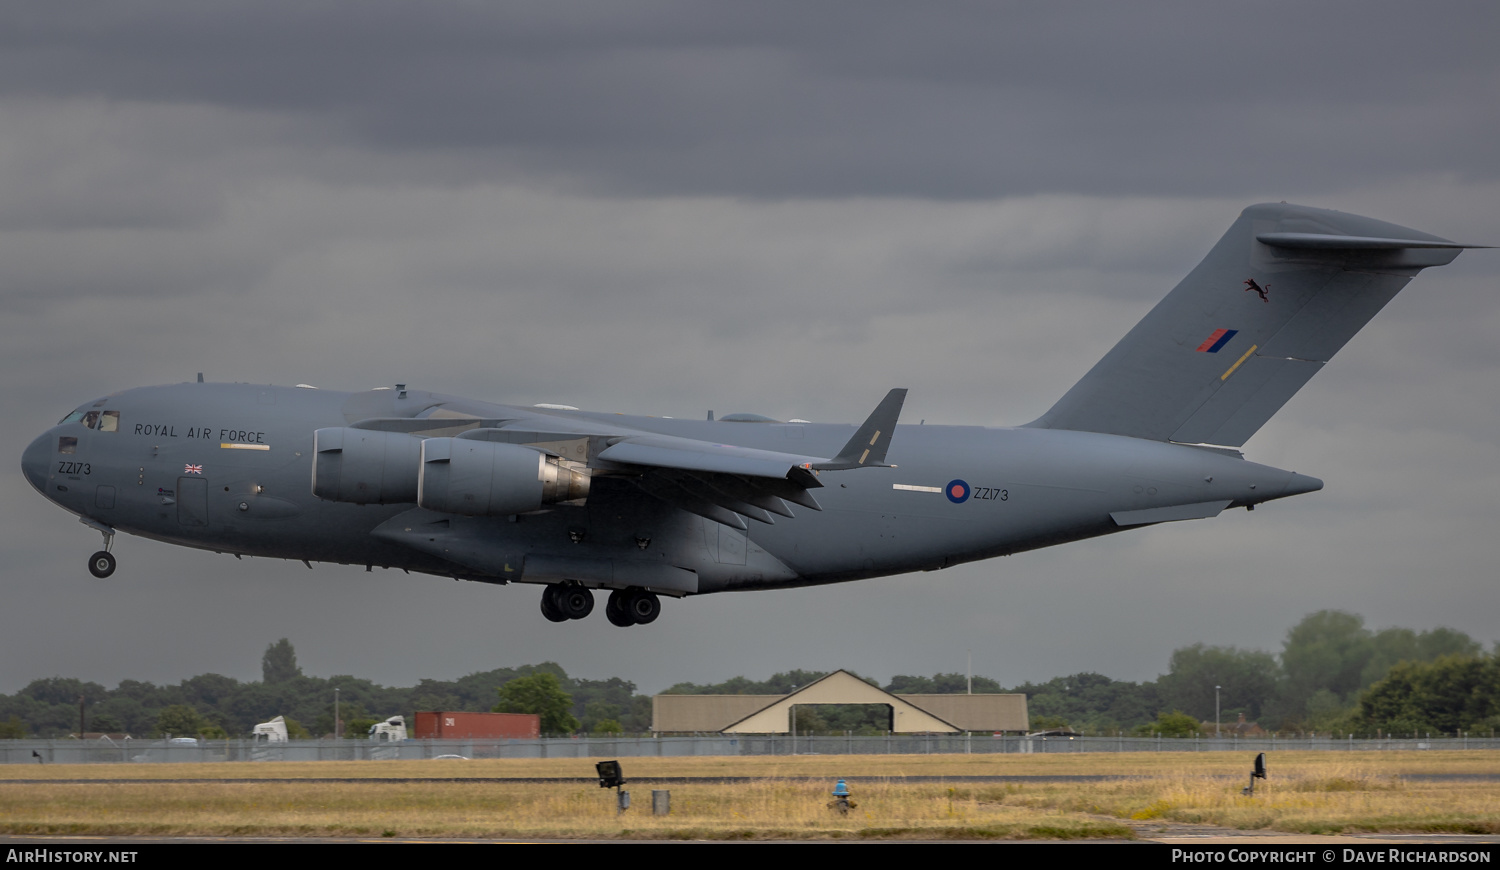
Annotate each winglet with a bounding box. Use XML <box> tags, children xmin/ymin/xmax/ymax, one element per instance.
<box><xmin>814</xmin><ymin>388</ymin><xmax>907</xmax><ymax>470</ymax></box>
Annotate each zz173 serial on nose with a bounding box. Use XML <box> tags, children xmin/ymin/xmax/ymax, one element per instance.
<box><xmin>21</xmin><ymin>204</ymin><xmax>1482</xmax><ymax>627</ymax></box>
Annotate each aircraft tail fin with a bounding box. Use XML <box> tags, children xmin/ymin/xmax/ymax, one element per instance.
<box><xmin>1027</xmin><ymin>203</ymin><xmax>1477</xmax><ymax>447</ymax></box>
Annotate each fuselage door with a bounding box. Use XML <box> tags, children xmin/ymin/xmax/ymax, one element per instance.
<box><xmin>177</xmin><ymin>476</ymin><xmax>209</xmax><ymax>527</ymax></box>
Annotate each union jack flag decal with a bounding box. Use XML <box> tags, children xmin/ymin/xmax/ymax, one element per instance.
<box><xmin>184</xmin><ymin>464</ymin><xmax>203</xmax><ymax>474</ymax></box>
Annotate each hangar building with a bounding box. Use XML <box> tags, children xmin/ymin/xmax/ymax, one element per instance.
<box><xmin>651</xmin><ymin>670</ymin><xmax>1029</xmax><ymax>734</ymax></box>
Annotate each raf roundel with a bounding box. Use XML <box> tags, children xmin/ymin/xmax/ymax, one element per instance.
<box><xmin>946</xmin><ymin>479</ymin><xmax>970</xmax><ymax>504</ymax></box>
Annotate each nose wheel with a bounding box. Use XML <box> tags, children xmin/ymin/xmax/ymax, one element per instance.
<box><xmin>88</xmin><ymin>551</ymin><xmax>117</xmax><ymax>579</ymax></box>
<box><xmin>85</xmin><ymin>522</ymin><xmax>117</xmax><ymax>579</ymax></box>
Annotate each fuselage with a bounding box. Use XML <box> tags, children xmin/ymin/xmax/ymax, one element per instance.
<box><xmin>22</xmin><ymin>381</ymin><xmax>1320</xmax><ymax>597</ymax></box>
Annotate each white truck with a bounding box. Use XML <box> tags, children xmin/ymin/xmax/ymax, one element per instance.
<box><xmin>251</xmin><ymin>716</ymin><xmax>289</xmax><ymax>744</ymax></box>
<box><xmin>368</xmin><ymin>715</ymin><xmax>407</xmax><ymax>742</ymax></box>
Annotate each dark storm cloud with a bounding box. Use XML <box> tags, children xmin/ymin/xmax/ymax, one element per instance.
<box><xmin>4</xmin><ymin>1</ymin><xmax>1497</xmax><ymax>199</ymax></box>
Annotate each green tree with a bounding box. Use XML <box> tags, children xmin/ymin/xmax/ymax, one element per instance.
<box><xmin>1011</xmin><ymin>672</ymin><xmax>1161</xmax><ymax>732</ymax></box>
<box><xmin>262</xmin><ymin>639</ymin><xmax>302</xmax><ymax>684</ymax></box>
<box><xmin>1273</xmin><ymin>611</ymin><xmax>1484</xmax><ymax>728</ymax></box>
<box><xmin>93</xmin><ymin>697</ymin><xmax>151</xmax><ymax>735</ymax></box>
<box><xmin>89</xmin><ymin>714</ymin><xmax>123</xmax><ymax>734</ymax></box>
<box><xmin>1277</xmin><ymin>610</ymin><xmax>1374</xmax><ymax>720</ymax></box>
<box><xmin>1158</xmin><ymin>644</ymin><xmax>1279</xmax><ymax>723</ymax></box>
<box><xmin>345</xmin><ymin>717</ymin><xmax>379</xmax><ymax>739</ymax></box>
<box><xmin>1132</xmin><ymin>710</ymin><xmax>1200</xmax><ymax>737</ymax></box>
<box><xmin>792</xmin><ymin>706</ymin><xmax>829</xmax><ymax>733</ymax></box>
<box><xmin>494</xmin><ymin>673</ymin><xmax>579</xmax><ymax>734</ymax></box>
<box><xmin>1361</xmin><ymin>626</ymin><xmax>1482</xmax><ymax>688</ymax></box>
<box><xmin>1358</xmin><ymin>654</ymin><xmax>1500</xmax><ymax>735</ymax></box>
<box><xmin>155</xmin><ymin>704</ymin><xmax>209</xmax><ymax>737</ymax></box>
<box><xmin>885</xmin><ymin>673</ymin><xmax>1005</xmax><ymax>694</ymax></box>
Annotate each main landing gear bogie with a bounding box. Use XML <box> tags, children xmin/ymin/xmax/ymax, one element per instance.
<box><xmin>540</xmin><ymin>583</ymin><xmax>594</xmax><ymax>622</ymax></box>
<box><xmin>541</xmin><ymin>583</ymin><xmax>660</xmax><ymax>626</ymax></box>
<box><xmin>606</xmin><ymin>587</ymin><xmax>660</xmax><ymax>627</ymax></box>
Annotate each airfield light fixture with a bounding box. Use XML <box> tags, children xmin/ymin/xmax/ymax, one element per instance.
<box><xmin>1241</xmin><ymin>752</ymin><xmax>1268</xmax><ymax>796</ymax></box>
<box><xmin>596</xmin><ymin>760</ymin><xmax>629</xmax><ymax>814</ymax></box>
<box><xmin>595</xmin><ymin>759</ymin><xmax>625</xmax><ymax>789</ymax></box>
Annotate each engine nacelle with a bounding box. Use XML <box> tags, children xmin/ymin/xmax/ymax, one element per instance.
<box><xmin>418</xmin><ymin>438</ymin><xmax>590</xmax><ymax>516</ymax></box>
<box><xmin>311</xmin><ymin>428</ymin><xmax>422</xmax><ymax>504</ymax></box>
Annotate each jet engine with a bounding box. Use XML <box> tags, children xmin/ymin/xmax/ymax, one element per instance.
<box><xmin>417</xmin><ymin>437</ymin><xmax>590</xmax><ymax>516</ymax></box>
<box><xmin>311</xmin><ymin>428</ymin><xmax>422</xmax><ymax>504</ymax></box>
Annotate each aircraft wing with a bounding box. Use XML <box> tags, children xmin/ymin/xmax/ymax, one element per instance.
<box><xmin>593</xmin><ymin>434</ymin><xmax>826</xmax><ymax>529</ymax></box>
<box><xmin>348</xmin><ymin>389</ymin><xmax>907</xmax><ymax>530</ymax></box>
<box><xmin>590</xmin><ymin>389</ymin><xmax>906</xmax><ymax>528</ymax></box>
<box><xmin>594</xmin><ymin>435</ymin><xmax>823</xmax><ymax>483</ymax></box>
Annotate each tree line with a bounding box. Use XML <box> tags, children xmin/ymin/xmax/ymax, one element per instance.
<box><xmin>0</xmin><ymin>610</ymin><xmax>1493</xmax><ymax>739</ymax></box>
<box><xmin>658</xmin><ymin>611</ymin><xmax>1495</xmax><ymax>736</ymax></box>
<box><xmin>0</xmin><ymin>640</ymin><xmax>648</xmax><ymax>739</ymax></box>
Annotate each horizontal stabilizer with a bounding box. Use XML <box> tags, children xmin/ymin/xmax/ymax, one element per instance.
<box><xmin>1256</xmin><ymin>233</ymin><xmax>1478</xmax><ymax>250</ymax></box>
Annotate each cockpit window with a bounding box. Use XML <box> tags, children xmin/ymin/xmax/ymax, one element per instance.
<box><xmin>58</xmin><ymin>409</ymin><xmax>120</xmax><ymax>430</ymax></box>
<box><xmin>58</xmin><ymin>436</ymin><xmax>77</xmax><ymax>454</ymax></box>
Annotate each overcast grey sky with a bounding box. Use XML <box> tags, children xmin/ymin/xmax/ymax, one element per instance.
<box><xmin>4</xmin><ymin>1</ymin><xmax>1498</xmax><ymax>697</ymax></box>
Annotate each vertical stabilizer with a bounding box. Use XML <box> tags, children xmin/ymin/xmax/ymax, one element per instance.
<box><xmin>1028</xmin><ymin>203</ymin><xmax>1471</xmax><ymax>446</ymax></box>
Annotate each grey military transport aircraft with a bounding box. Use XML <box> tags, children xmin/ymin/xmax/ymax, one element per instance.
<box><xmin>21</xmin><ymin>203</ymin><xmax>1481</xmax><ymax>627</ymax></box>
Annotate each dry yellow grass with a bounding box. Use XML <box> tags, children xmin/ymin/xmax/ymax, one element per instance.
<box><xmin>0</xmin><ymin>779</ymin><xmax>1125</xmax><ymax>840</ymax></box>
<box><xmin>0</xmin><ymin>751</ymin><xmax>1494</xmax><ymax>840</ymax></box>
<box><xmin>951</xmin><ymin>759</ymin><xmax>1500</xmax><ymax>836</ymax></box>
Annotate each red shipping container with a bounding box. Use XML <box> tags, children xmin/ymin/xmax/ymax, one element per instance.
<box><xmin>413</xmin><ymin>711</ymin><xmax>540</xmax><ymax>739</ymax></box>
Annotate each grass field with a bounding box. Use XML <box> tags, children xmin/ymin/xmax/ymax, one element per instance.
<box><xmin>1</xmin><ymin>751</ymin><xmax>1496</xmax><ymax>840</ymax></box>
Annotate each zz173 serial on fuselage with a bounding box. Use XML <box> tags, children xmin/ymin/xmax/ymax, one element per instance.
<box><xmin>21</xmin><ymin>203</ymin><xmax>1482</xmax><ymax>627</ymax></box>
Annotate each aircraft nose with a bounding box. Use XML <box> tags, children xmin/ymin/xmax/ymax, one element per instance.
<box><xmin>21</xmin><ymin>432</ymin><xmax>51</xmax><ymax>495</ymax></box>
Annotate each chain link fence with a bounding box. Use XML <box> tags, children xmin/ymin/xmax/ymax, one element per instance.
<box><xmin>4</xmin><ymin>733</ymin><xmax>1497</xmax><ymax>764</ymax></box>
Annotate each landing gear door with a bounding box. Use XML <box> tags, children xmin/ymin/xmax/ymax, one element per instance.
<box><xmin>177</xmin><ymin>477</ymin><xmax>208</xmax><ymax>527</ymax></box>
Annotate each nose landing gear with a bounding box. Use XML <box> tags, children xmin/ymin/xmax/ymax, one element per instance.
<box><xmin>85</xmin><ymin>521</ymin><xmax>116</xmax><ymax>579</ymax></box>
